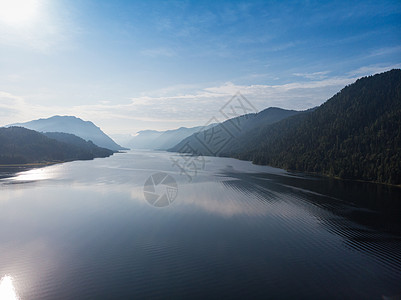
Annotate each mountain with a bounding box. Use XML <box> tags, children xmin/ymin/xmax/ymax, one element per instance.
<box><xmin>42</xmin><ymin>132</ymin><xmax>115</xmax><ymax>156</ymax></box>
<box><xmin>109</xmin><ymin>133</ymin><xmax>136</xmax><ymax>148</ymax></box>
<box><xmin>10</xmin><ymin>116</ymin><xmax>126</xmax><ymax>151</ymax></box>
<box><xmin>170</xmin><ymin>107</ymin><xmax>301</xmax><ymax>155</ymax></box>
<box><xmin>127</xmin><ymin>125</ymin><xmax>215</xmax><ymax>150</ymax></box>
<box><xmin>0</xmin><ymin>127</ymin><xmax>114</xmax><ymax>164</ymax></box>
<box><xmin>126</xmin><ymin>130</ymin><xmax>163</xmax><ymax>149</ymax></box>
<box><xmin>215</xmin><ymin>69</ymin><xmax>401</xmax><ymax>185</ymax></box>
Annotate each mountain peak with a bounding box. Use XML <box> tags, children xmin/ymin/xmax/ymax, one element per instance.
<box><xmin>9</xmin><ymin>115</ymin><xmax>126</xmax><ymax>151</ymax></box>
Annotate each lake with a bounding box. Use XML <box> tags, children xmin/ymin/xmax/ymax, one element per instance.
<box><xmin>0</xmin><ymin>151</ymin><xmax>400</xmax><ymax>299</ymax></box>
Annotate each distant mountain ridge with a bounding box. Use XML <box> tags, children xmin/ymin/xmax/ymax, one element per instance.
<box><xmin>0</xmin><ymin>127</ymin><xmax>114</xmax><ymax>164</ymax></box>
<box><xmin>127</xmin><ymin>130</ymin><xmax>163</xmax><ymax>149</ymax></box>
<box><xmin>170</xmin><ymin>107</ymin><xmax>301</xmax><ymax>155</ymax></box>
<box><xmin>10</xmin><ymin>116</ymin><xmax>126</xmax><ymax>151</ymax></box>
<box><xmin>127</xmin><ymin>125</ymin><xmax>215</xmax><ymax>150</ymax></box>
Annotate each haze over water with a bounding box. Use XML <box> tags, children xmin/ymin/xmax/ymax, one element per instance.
<box><xmin>0</xmin><ymin>151</ymin><xmax>400</xmax><ymax>299</ymax></box>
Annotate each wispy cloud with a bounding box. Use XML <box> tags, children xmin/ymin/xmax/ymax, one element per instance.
<box><xmin>366</xmin><ymin>46</ymin><xmax>401</xmax><ymax>58</ymax></box>
<box><xmin>2</xmin><ymin>64</ymin><xmax>399</xmax><ymax>135</ymax></box>
<box><xmin>0</xmin><ymin>91</ymin><xmax>28</xmax><ymax>121</ymax></box>
<box><xmin>293</xmin><ymin>71</ymin><xmax>330</xmax><ymax>80</ymax></box>
<box><xmin>140</xmin><ymin>47</ymin><xmax>176</xmax><ymax>57</ymax></box>
<box><xmin>0</xmin><ymin>71</ymin><xmax>369</xmax><ymax>134</ymax></box>
<box><xmin>348</xmin><ymin>63</ymin><xmax>401</xmax><ymax>76</ymax></box>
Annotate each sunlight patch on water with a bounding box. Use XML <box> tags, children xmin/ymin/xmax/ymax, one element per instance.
<box><xmin>0</xmin><ymin>275</ymin><xmax>19</xmax><ymax>300</ymax></box>
<box><xmin>11</xmin><ymin>168</ymin><xmax>53</xmax><ymax>183</ymax></box>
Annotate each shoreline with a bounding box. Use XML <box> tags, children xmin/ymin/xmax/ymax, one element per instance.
<box><xmin>0</xmin><ymin>162</ymin><xmax>63</xmax><ymax>168</ymax></box>
<box><xmin>168</xmin><ymin>150</ymin><xmax>401</xmax><ymax>189</ymax></box>
<box><xmin>282</xmin><ymin>167</ymin><xmax>401</xmax><ymax>189</ymax></box>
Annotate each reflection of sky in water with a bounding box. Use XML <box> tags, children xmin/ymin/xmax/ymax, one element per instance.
<box><xmin>0</xmin><ymin>151</ymin><xmax>400</xmax><ymax>299</ymax></box>
<box><xmin>0</xmin><ymin>276</ymin><xmax>19</xmax><ymax>300</ymax></box>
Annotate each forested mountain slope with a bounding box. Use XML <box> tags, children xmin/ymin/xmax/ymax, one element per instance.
<box><xmin>0</xmin><ymin>127</ymin><xmax>114</xmax><ymax>164</ymax></box>
<box><xmin>230</xmin><ymin>69</ymin><xmax>401</xmax><ymax>185</ymax></box>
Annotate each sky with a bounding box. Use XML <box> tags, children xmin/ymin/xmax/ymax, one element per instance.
<box><xmin>0</xmin><ymin>0</ymin><xmax>400</xmax><ymax>137</ymax></box>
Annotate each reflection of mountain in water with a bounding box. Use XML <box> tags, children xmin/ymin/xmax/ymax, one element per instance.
<box><xmin>218</xmin><ymin>169</ymin><xmax>401</xmax><ymax>274</ymax></box>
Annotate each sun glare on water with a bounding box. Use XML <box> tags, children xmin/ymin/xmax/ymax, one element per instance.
<box><xmin>13</xmin><ymin>167</ymin><xmax>52</xmax><ymax>182</ymax></box>
<box><xmin>0</xmin><ymin>0</ymin><xmax>39</xmax><ymax>26</ymax></box>
<box><xmin>0</xmin><ymin>276</ymin><xmax>19</xmax><ymax>300</ymax></box>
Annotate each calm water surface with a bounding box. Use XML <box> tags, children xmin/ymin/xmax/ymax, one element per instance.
<box><xmin>0</xmin><ymin>151</ymin><xmax>400</xmax><ymax>299</ymax></box>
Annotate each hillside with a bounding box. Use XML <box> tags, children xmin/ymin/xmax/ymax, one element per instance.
<box><xmin>43</xmin><ymin>132</ymin><xmax>115</xmax><ymax>157</ymax></box>
<box><xmin>170</xmin><ymin>107</ymin><xmax>301</xmax><ymax>155</ymax></box>
<box><xmin>0</xmin><ymin>127</ymin><xmax>114</xmax><ymax>164</ymax></box>
<box><xmin>11</xmin><ymin>115</ymin><xmax>126</xmax><ymax>151</ymax></box>
<box><xmin>228</xmin><ymin>69</ymin><xmax>401</xmax><ymax>185</ymax></box>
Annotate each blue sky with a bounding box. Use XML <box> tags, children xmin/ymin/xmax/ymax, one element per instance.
<box><xmin>0</xmin><ymin>0</ymin><xmax>400</xmax><ymax>136</ymax></box>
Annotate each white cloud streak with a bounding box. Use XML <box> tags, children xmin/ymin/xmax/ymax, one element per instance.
<box><xmin>1</xmin><ymin>65</ymin><xmax>398</xmax><ymax>135</ymax></box>
<box><xmin>140</xmin><ymin>47</ymin><xmax>176</xmax><ymax>57</ymax></box>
